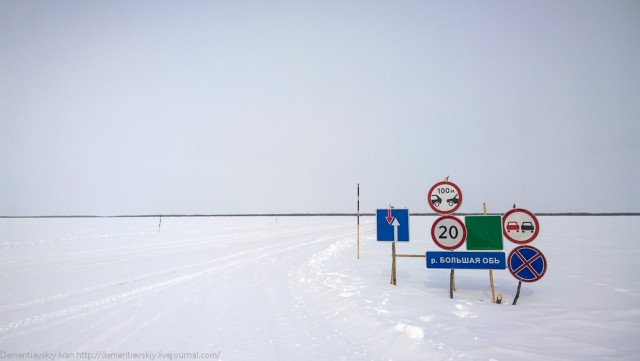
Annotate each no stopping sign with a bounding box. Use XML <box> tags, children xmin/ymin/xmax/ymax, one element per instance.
<box><xmin>508</xmin><ymin>246</ymin><xmax>547</xmax><ymax>282</ymax></box>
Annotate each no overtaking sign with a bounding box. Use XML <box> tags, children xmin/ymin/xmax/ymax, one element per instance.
<box><xmin>502</xmin><ymin>208</ymin><xmax>540</xmax><ymax>244</ymax></box>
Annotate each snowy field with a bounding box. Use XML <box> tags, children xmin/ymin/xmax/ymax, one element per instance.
<box><xmin>0</xmin><ymin>216</ymin><xmax>638</xmax><ymax>361</ymax></box>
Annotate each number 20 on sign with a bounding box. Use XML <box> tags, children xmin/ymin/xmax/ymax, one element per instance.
<box><xmin>431</xmin><ymin>216</ymin><xmax>467</xmax><ymax>250</ymax></box>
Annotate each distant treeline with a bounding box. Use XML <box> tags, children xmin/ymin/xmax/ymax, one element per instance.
<box><xmin>1</xmin><ymin>212</ymin><xmax>639</xmax><ymax>218</ymax></box>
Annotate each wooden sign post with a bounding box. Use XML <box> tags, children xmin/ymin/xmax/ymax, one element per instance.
<box><xmin>484</xmin><ymin>202</ymin><xmax>497</xmax><ymax>304</ymax></box>
<box><xmin>390</xmin><ymin>242</ymin><xmax>397</xmax><ymax>285</ymax></box>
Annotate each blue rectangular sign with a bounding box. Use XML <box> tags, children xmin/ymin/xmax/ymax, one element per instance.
<box><xmin>376</xmin><ymin>209</ymin><xmax>409</xmax><ymax>242</ymax></box>
<box><xmin>426</xmin><ymin>251</ymin><xmax>506</xmax><ymax>269</ymax></box>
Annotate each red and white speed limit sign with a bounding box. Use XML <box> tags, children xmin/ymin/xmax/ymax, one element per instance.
<box><xmin>431</xmin><ymin>216</ymin><xmax>466</xmax><ymax>250</ymax></box>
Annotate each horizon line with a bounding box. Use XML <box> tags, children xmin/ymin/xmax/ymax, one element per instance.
<box><xmin>2</xmin><ymin>212</ymin><xmax>639</xmax><ymax>218</ymax></box>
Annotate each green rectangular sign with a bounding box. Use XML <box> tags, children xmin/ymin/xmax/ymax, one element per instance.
<box><xmin>465</xmin><ymin>216</ymin><xmax>503</xmax><ymax>250</ymax></box>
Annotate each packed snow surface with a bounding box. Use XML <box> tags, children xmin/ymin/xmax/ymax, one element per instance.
<box><xmin>1</xmin><ymin>216</ymin><xmax>638</xmax><ymax>361</ymax></box>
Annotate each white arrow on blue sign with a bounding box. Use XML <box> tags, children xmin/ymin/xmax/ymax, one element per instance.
<box><xmin>426</xmin><ymin>251</ymin><xmax>506</xmax><ymax>270</ymax></box>
<box><xmin>376</xmin><ymin>209</ymin><xmax>410</xmax><ymax>242</ymax></box>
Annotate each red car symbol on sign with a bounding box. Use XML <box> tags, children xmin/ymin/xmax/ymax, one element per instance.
<box><xmin>506</xmin><ymin>221</ymin><xmax>520</xmax><ymax>232</ymax></box>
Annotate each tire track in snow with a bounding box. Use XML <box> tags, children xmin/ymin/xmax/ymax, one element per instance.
<box><xmin>0</xmin><ymin>229</ymin><xmax>291</xmax><ymax>276</ymax></box>
<box><xmin>0</xmin><ymin>232</ymin><xmax>286</xmax><ymax>312</ymax></box>
<box><xmin>0</xmin><ymin>224</ymin><xmax>345</xmax><ymax>311</ymax></box>
<box><xmin>0</xmin><ymin>271</ymin><xmax>203</xmax><ymax>334</ymax></box>
<box><xmin>0</xmin><ymin>225</ymin><xmax>355</xmax><ymax>336</ymax></box>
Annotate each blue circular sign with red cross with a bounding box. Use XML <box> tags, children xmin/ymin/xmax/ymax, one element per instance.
<box><xmin>508</xmin><ymin>246</ymin><xmax>547</xmax><ymax>282</ymax></box>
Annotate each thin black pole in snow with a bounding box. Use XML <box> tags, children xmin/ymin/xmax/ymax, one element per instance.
<box><xmin>511</xmin><ymin>203</ymin><xmax>520</xmax><ymax>305</ymax></box>
<box><xmin>357</xmin><ymin>182</ymin><xmax>360</xmax><ymax>259</ymax></box>
<box><xmin>512</xmin><ymin>280</ymin><xmax>522</xmax><ymax>305</ymax></box>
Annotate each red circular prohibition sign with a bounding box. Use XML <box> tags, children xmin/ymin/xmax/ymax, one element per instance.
<box><xmin>502</xmin><ymin>208</ymin><xmax>540</xmax><ymax>244</ymax></box>
<box><xmin>427</xmin><ymin>181</ymin><xmax>463</xmax><ymax>214</ymax></box>
<box><xmin>430</xmin><ymin>215</ymin><xmax>467</xmax><ymax>250</ymax></box>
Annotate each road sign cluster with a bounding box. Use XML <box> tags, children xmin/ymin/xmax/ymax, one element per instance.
<box><xmin>423</xmin><ymin>181</ymin><xmax>548</xmax><ymax>283</ymax></box>
<box><xmin>376</xmin><ymin>179</ymin><xmax>548</xmax><ymax>289</ymax></box>
<box><xmin>426</xmin><ymin>181</ymin><xmax>511</xmax><ymax>271</ymax></box>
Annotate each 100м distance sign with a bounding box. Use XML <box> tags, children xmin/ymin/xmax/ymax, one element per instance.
<box><xmin>428</xmin><ymin>181</ymin><xmax>462</xmax><ymax>214</ymax></box>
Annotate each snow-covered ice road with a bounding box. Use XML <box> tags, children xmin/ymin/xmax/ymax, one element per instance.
<box><xmin>0</xmin><ymin>217</ymin><xmax>381</xmax><ymax>360</ymax></box>
<box><xmin>1</xmin><ymin>216</ymin><xmax>639</xmax><ymax>361</ymax></box>
<box><xmin>2</xmin><ymin>216</ymin><xmax>436</xmax><ymax>361</ymax></box>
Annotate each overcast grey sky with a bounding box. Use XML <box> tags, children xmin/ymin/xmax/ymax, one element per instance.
<box><xmin>1</xmin><ymin>1</ymin><xmax>639</xmax><ymax>216</ymax></box>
